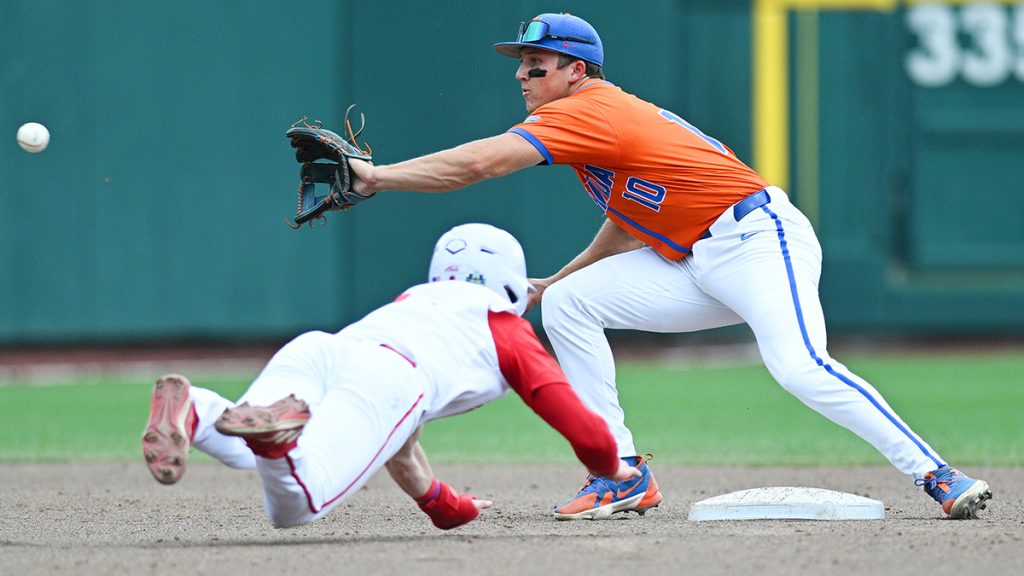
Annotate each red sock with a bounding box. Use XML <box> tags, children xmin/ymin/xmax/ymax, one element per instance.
<box><xmin>188</xmin><ymin>404</ymin><xmax>199</xmax><ymax>441</ymax></box>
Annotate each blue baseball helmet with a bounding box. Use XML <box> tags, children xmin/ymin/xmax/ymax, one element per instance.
<box><xmin>493</xmin><ymin>13</ymin><xmax>603</xmax><ymax>67</ymax></box>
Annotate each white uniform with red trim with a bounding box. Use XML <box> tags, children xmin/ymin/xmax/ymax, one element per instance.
<box><xmin>186</xmin><ymin>281</ymin><xmax>566</xmax><ymax>527</ymax></box>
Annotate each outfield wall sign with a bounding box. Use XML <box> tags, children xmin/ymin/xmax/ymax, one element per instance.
<box><xmin>906</xmin><ymin>2</ymin><xmax>1024</xmax><ymax>87</ymax></box>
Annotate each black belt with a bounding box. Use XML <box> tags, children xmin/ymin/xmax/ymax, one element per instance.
<box><xmin>699</xmin><ymin>189</ymin><xmax>771</xmax><ymax>240</ymax></box>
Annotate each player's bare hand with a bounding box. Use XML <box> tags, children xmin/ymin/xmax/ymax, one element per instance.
<box><xmin>601</xmin><ymin>460</ymin><xmax>642</xmax><ymax>483</ymax></box>
<box><xmin>473</xmin><ymin>498</ymin><xmax>494</xmax><ymax>511</ymax></box>
<box><xmin>526</xmin><ymin>277</ymin><xmax>554</xmax><ymax>312</ymax></box>
<box><xmin>348</xmin><ymin>157</ymin><xmax>377</xmax><ymax>196</ymax></box>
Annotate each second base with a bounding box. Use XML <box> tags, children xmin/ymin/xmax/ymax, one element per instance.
<box><xmin>688</xmin><ymin>486</ymin><xmax>884</xmax><ymax>521</ymax></box>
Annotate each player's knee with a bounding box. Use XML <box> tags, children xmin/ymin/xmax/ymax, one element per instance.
<box><xmin>267</xmin><ymin>508</ymin><xmax>315</xmax><ymax>529</ymax></box>
<box><xmin>540</xmin><ymin>281</ymin><xmax>584</xmax><ymax>329</ymax></box>
<box><xmin>767</xmin><ymin>361</ymin><xmax>821</xmax><ymax>397</ymax></box>
<box><xmin>264</xmin><ymin>495</ymin><xmax>319</xmax><ymax>528</ymax></box>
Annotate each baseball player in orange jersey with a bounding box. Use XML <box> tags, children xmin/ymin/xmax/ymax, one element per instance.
<box><xmin>347</xmin><ymin>13</ymin><xmax>992</xmax><ymax>520</ymax></box>
<box><xmin>142</xmin><ymin>223</ymin><xmax>639</xmax><ymax>529</ymax></box>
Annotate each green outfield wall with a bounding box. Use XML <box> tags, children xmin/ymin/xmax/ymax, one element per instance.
<box><xmin>1</xmin><ymin>0</ymin><xmax>1022</xmax><ymax>345</ymax></box>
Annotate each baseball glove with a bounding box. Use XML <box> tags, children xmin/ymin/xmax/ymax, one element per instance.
<box><xmin>285</xmin><ymin>105</ymin><xmax>373</xmax><ymax>227</ymax></box>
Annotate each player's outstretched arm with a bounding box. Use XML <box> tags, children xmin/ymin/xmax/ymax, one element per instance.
<box><xmin>349</xmin><ymin>132</ymin><xmax>542</xmax><ymax>196</ymax></box>
<box><xmin>384</xmin><ymin>426</ymin><xmax>433</xmax><ymax>497</ymax></box>
<box><xmin>489</xmin><ymin>311</ymin><xmax>630</xmax><ymax>478</ymax></box>
<box><xmin>385</xmin><ymin>427</ymin><xmax>492</xmax><ymax>530</ymax></box>
<box><xmin>525</xmin><ymin>382</ymin><xmax>638</xmax><ymax>479</ymax></box>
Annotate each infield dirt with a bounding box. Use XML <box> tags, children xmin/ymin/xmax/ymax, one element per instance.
<box><xmin>0</xmin><ymin>463</ymin><xmax>1019</xmax><ymax>576</ymax></box>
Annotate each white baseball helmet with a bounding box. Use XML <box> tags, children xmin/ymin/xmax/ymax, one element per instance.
<box><xmin>428</xmin><ymin>223</ymin><xmax>534</xmax><ymax>316</ymax></box>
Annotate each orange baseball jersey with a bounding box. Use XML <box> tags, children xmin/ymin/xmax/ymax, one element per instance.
<box><xmin>509</xmin><ymin>80</ymin><xmax>768</xmax><ymax>260</ymax></box>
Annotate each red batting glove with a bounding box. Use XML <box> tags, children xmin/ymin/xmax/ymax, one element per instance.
<box><xmin>415</xmin><ymin>478</ymin><xmax>481</xmax><ymax>530</ymax></box>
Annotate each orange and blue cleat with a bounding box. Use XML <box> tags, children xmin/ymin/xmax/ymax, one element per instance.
<box><xmin>916</xmin><ymin>466</ymin><xmax>992</xmax><ymax>519</ymax></box>
<box><xmin>553</xmin><ymin>453</ymin><xmax>663</xmax><ymax>520</ymax></box>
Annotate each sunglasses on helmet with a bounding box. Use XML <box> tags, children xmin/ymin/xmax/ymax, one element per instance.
<box><xmin>516</xmin><ymin>20</ymin><xmax>595</xmax><ymax>45</ymax></box>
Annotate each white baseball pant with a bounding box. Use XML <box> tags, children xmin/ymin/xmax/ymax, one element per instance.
<box><xmin>189</xmin><ymin>331</ymin><xmax>427</xmax><ymax>527</ymax></box>
<box><xmin>542</xmin><ymin>188</ymin><xmax>945</xmax><ymax>479</ymax></box>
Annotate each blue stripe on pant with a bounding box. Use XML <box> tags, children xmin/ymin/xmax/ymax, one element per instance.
<box><xmin>760</xmin><ymin>204</ymin><xmax>944</xmax><ymax>469</ymax></box>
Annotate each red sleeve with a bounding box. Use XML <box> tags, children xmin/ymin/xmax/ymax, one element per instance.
<box><xmin>488</xmin><ymin>311</ymin><xmax>619</xmax><ymax>477</ymax></box>
<box><xmin>487</xmin><ymin>310</ymin><xmax>564</xmax><ymax>396</ymax></box>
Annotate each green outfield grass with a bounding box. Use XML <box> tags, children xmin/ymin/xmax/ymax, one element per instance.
<box><xmin>0</xmin><ymin>351</ymin><xmax>1021</xmax><ymax>466</ymax></box>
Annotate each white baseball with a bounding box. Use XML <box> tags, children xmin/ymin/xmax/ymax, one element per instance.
<box><xmin>17</xmin><ymin>122</ymin><xmax>50</xmax><ymax>153</ymax></box>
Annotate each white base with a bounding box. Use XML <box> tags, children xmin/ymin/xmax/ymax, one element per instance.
<box><xmin>687</xmin><ymin>487</ymin><xmax>884</xmax><ymax>521</ymax></box>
